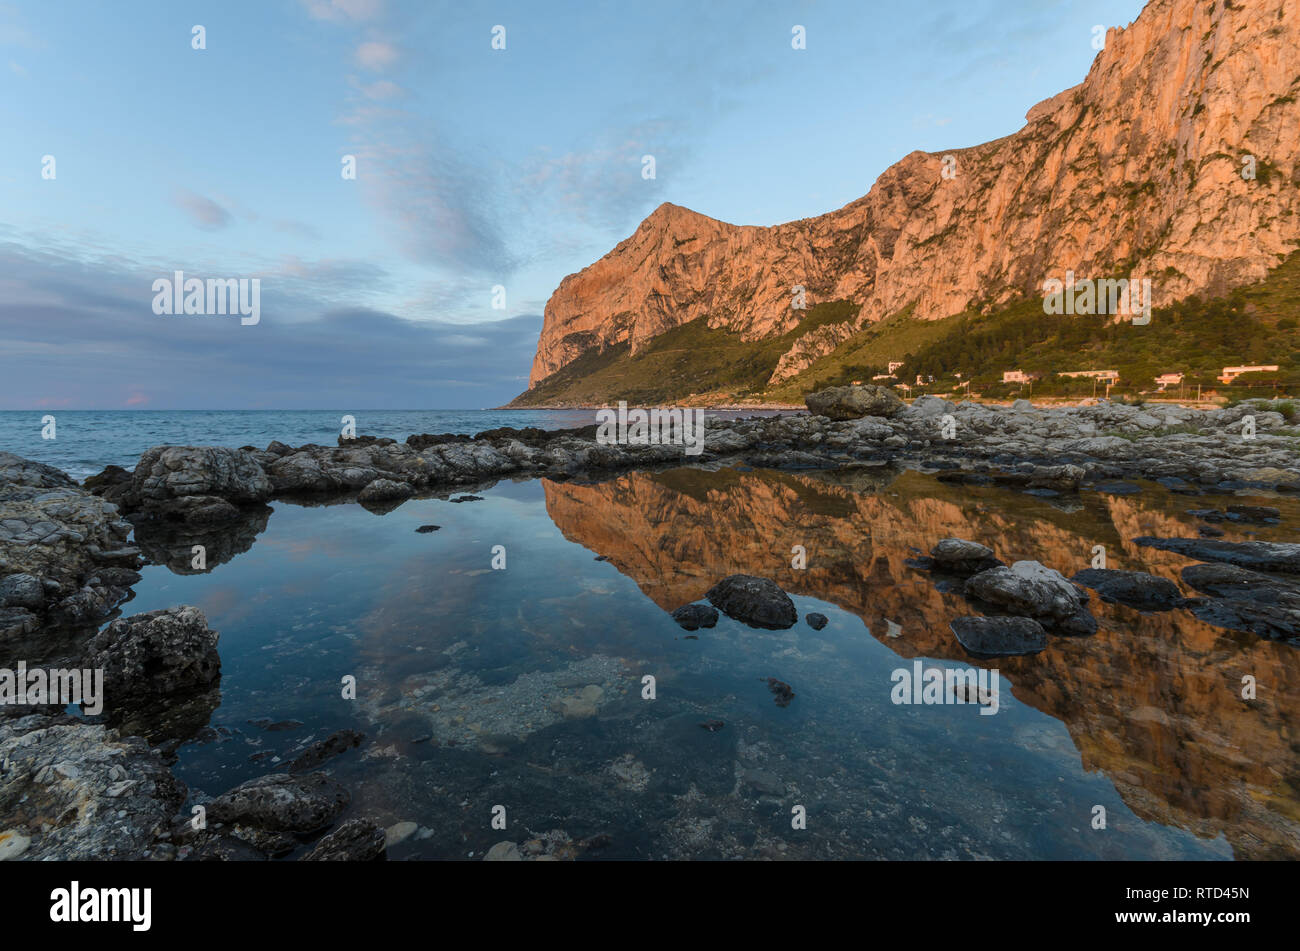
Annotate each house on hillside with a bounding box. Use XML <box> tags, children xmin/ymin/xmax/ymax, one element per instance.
<box><xmin>1154</xmin><ymin>372</ymin><xmax>1184</xmax><ymax>390</ymax></box>
<box><xmin>1218</xmin><ymin>365</ymin><xmax>1279</xmax><ymax>384</ymax></box>
<box><xmin>1059</xmin><ymin>369</ymin><xmax>1120</xmax><ymax>383</ymax></box>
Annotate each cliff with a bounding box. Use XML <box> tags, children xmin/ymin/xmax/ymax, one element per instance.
<box><xmin>521</xmin><ymin>0</ymin><xmax>1300</xmax><ymax>399</ymax></box>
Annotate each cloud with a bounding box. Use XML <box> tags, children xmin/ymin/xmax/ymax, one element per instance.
<box><xmin>355</xmin><ymin>40</ymin><xmax>398</xmax><ymax>70</ymax></box>
<box><xmin>300</xmin><ymin>0</ymin><xmax>383</xmax><ymax>22</ymax></box>
<box><xmin>0</xmin><ymin>242</ymin><xmax>543</xmax><ymax>409</ymax></box>
<box><xmin>171</xmin><ymin>189</ymin><xmax>233</xmax><ymax>231</ymax></box>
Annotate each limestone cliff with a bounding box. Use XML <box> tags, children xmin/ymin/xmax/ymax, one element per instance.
<box><xmin>524</xmin><ymin>0</ymin><xmax>1300</xmax><ymax>394</ymax></box>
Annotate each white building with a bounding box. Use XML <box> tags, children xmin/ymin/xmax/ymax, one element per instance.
<box><xmin>1154</xmin><ymin>372</ymin><xmax>1184</xmax><ymax>390</ymax></box>
<box><xmin>1059</xmin><ymin>369</ymin><xmax>1119</xmax><ymax>383</ymax></box>
<box><xmin>1218</xmin><ymin>365</ymin><xmax>1279</xmax><ymax>384</ymax></box>
<box><xmin>1003</xmin><ymin>370</ymin><xmax>1031</xmax><ymax>384</ymax></box>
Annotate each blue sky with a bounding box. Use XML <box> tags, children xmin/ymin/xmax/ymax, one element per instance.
<box><xmin>0</xmin><ymin>0</ymin><xmax>1145</xmax><ymax>409</ymax></box>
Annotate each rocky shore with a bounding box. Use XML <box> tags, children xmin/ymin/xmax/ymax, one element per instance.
<box><xmin>1</xmin><ymin>391</ymin><xmax>1297</xmax><ymax>860</ymax></box>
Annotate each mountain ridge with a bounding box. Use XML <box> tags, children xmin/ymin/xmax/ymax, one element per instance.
<box><xmin>517</xmin><ymin>0</ymin><xmax>1300</xmax><ymax>404</ymax></box>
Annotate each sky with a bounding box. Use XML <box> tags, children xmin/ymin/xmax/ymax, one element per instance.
<box><xmin>0</xmin><ymin>0</ymin><xmax>1146</xmax><ymax>410</ymax></box>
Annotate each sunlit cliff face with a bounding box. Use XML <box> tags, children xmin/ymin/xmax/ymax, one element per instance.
<box><xmin>541</xmin><ymin>467</ymin><xmax>1300</xmax><ymax>859</ymax></box>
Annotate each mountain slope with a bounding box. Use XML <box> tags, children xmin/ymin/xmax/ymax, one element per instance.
<box><xmin>515</xmin><ymin>0</ymin><xmax>1300</xmax><ymax>405</ymax></box>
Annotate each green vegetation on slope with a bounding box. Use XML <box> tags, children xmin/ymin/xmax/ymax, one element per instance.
<box><xmin>514</xmin><ymin>252</ymin><xmax>1300</xmax><ymax>406</ymax></box>
<box><xmin>511</xmin><ymin>300</ymin><xmax>857</xmax><ymax>406</ymax></box>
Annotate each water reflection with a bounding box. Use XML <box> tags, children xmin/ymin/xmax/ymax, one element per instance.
<box><xmin>119</xmin><ymin>465</ymin><xmax>1298</xmax><ymax>859</ymax></box>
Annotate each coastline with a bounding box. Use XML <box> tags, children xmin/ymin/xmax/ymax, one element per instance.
<box><xmin>3</xmin><ymin>394</ymin><xmax>1300</xmax><ymax>860</ymax></box>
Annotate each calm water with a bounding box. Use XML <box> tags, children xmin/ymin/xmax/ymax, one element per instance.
<box><xmin>107</xmin><ymin>463</ymin><xmax>1300</xmax><ymax>860</ymax></box>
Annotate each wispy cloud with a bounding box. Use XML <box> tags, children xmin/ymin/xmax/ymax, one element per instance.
<box><xmin>355</xmin><ymin>39</ymin><xmax>399</xmax><ymax>70</ymax></box>
<box><xmin>299</xmin><ymin>0</ymin><xmax>384</xmax><ymax>23</ymax></box>
<box><xmin>171</xmin><ymin>188</ymin><xmax>233</xmax><ymax>231</ymax></box>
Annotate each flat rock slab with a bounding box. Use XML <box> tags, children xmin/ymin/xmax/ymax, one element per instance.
<box><xmin>950</xmin><ymin>616</ymin><xmax>1048</xmax><ymax>656</ymax></box>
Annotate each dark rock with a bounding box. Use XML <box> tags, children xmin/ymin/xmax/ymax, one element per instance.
<box><xmin>950</xmin><ymin>615</ymin><xmax>1048</xmax><ymax>656</ymax></box>
<box><xmin>83</xmin><ymin>606</ymin><xmax>221</xmax><ymax>740</ymax></box>
<box><xmin>705</xmin><ymin>574</ymin><xmax>797</xmax><ymax>630</ymax></box>
<box><xmin>966</xmin><ymin>561</ymin><xmax>1096</xmax><ymax>635</ymax></box>
<box><xmin>805</xmin><ymin>612</ymin><xmax>829</xmax><ymax>630</ymax></box>
<box><xmin>288</xmin><ymin>729</ymin><xmax>365</xmax><ymax>773</ymax></box>
<box><xmin>698</xmin><ymin>720</ymin><xmax>725</xmax><ymax>732</ymax></box>
<box><xmin>1226</xmin><ymin>503</ymin><xmax>1281</xmax><ymax>522</ymax></box>
<box><xmin>671</xmin><ymin>603</ymin><xmax>719</xmax><ymax>631</ymax></box>
<box><xmin>763</xmin><ymin>677</ymin><xmax>795</xmax><ymax>707</ymax></box>
<box><xmin>449</xmin><ymin>494</ymin><xmax>484</xmax><ymax>503</ymax></box>
<box><xmin>1135</xmin><ymin>538</ymin><xmax>1300</xmax><ymax>574</ymax></box>
<box><xmin>301</xmin><ymin>818</ymin><xmax>387</xmax><ymax>861</ymax></box>
<box><xmin>1069</xmin><ymin>569</ymin><xmax>1184</xmax><ymax>611</ymax></box>
<box><xmin>0</xmin><ymin>573</ymin><xmax>44</xmax><ymax>610</ymax></box>
<box><xmin>415</xmin><ymin>524</ymin><xmax>441</xmax><ymax>533</ymax></box>
<box><xmin>208</xmin><ymin>772</ymin><xmax>350</xmax><ymax>842</ymax></box>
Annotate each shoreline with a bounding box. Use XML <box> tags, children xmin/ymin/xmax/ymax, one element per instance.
<box><xmin>3</xmin><ymin>394</ymin><xmax>1299</xmax><ymax>860</ymax></box>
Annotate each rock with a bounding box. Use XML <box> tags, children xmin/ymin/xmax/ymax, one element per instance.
<box><xmin>966</xmin><ymin>561</ymin><xmax>1096</xmax><ymax>635</ymax></box>
<box><xmin>1069</xmin><ymin>569</ymin><xmax>1184</xmax><ymax>611</ymax></box>
<box><xmin>302</xmin><ymin>819</ymin><xmax>387</xmax><ymax>861</ymax></box>
<box><xmin>950</xmin><ymin>616</ymin><xmax>1048</xmax><ymax>656</ymax></box>
<box><xmin>764</xmin><ymin>677</ymin><xmax>795</xmax><ymax>707</ymax></box>
<box><xmin>84</xmin><ymin>606</ymin><xmax>221</xmax><ymax>739</ymax></box>
<box><xmin>208</xmin><ymin>772</ymin><xmax>350</xmax><ymax>849</ymax></box>
<box><xmin>805</xmin><ymin>612</ymin><xmax>828</xmax><ymax>630</ymax></box>
<box><xmin>0</xmin><ymin>829</ymin><xmax>31</xmax><ymax>861</ymax></box>
<box><xmin>698</xmin><ymin>720</ymin><xmax>725</xmax><ymax>732</ymax></box>
<box><xmin>805</xmin><ymin>385</ymin><xmax>904</xmax><ymax>421</ymax></box>
<box><xmin>450</xmin><ymin>495</ymin><xmax>484</xmax><ymax>503</ymax></box>
<box><xmin>484</xmin><ymin>841</ymin><xmax>522</xmax><ymax>861</ymax></box>
<box><xmin>1179</xmin><ymin>562</ymin><xmax>1300</xmax><ymax>639</ymax></box>
<box><xmin>671</xmin><ymin>603</ymin><xmax>719</xmax><ymax>631</ymax></box>
<box><xmin>706</xmin><ymin>575</ymin><xmax>797</xmax><ymax>629</ymax></box>
<box><xmin>415</xmin><ymin>524</ymin><xmax>441</xmax><ymax>533</ymax></box>
<box><xmin>126</xmin><ymin>446</ymin><xmax>272</xmax><ymax>510</ymax></box>
<box><xmin>929</xmin><ymin>538</ymin><xmax>1001</xmax><ymax>575</ymax></box>
<box><xmin>1135</xmin><ymin>538</ymin><xmax>1300</xmax><ymax>574</ymax></box>
<box><xmin>0</xmin><ymin>715</ymin><xmax>186</xmax><ymax>860</ymax></box>
<box><xmin>357</xmin><ymin>478</ymin><xmax>413</xmax><ymax>503</ymax></box>
<box><xmin>0</xmin><ymin>573</ymin><xmax>43</xmax><ymax>610</ymax></box>
<box><xmin>383</xmin><ymin>821</ymin><xmax>419</xmax><ymax>848</ymax></box>
<box><xmin>742</xmin><ymin>768</ymin><xmax>786</xmax><ymax>796</ymax></box>
<box><xmin>287</xmin><ymin>729</ymin><xmax>365</xmax><ymax>773</ymax></box>
<box><xmin>1226</xmin><ymin>504</ymin><xmax>1281</xmax><ymax>522</ymax></box>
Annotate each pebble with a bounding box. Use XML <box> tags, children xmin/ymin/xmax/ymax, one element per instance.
<box><xmin>385</xmin><ymin>821</ymin><xmax>419</xmax><ymax>847</ymax></box>
<box><xmin>0</xmin><ymin>829</ymin><xmax>30</xmax><ymax>861</ymax></box>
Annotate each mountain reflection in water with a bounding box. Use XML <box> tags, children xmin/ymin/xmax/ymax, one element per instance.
<box><xmin>127</xmin><ymin>465</ymin><xmax>1298</xmax><ymax>860</ymax></box>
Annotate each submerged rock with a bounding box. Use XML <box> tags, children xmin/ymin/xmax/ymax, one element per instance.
<box><xmin>950</xmin><ymin>615</ymin><xmax>1048</xmax><ymax>656</ymax></box>
<box><xmin>805</xmin><ymin>612</ymin><xmax>829</xmax><ymax>630</ymax></box>
<box><xmin>1135</xmin><ymin>538</ymin><xmax>1300</xmax><ymax>574</ymax></box>
<box><xmin>671</xmin><ymin>603</ymin><xmax>719</xmax><ymax>631</ymax></box>
<box><xmin>1179</xmin><ymin>563</ymin><xmax>1300</xmax><ymax>642</ymax></box>
<box><xmin>1069</xmin><ymin>569</ymin><xmax>1184</xmax><ymax>611</ymax></box>
<box><xmin>287</xmin><ymin>729</ymin><xmax>365</xmax><ymax>773</ymax></box>
<box><xmin>763</xmin><ymin>677</ymin><xmax>796</xmax><ymax>707</ymax></box>
<box><xmin>706</xmin><ymin>575</ymin><xmax>797</xmax><ymax>630</ymax></box>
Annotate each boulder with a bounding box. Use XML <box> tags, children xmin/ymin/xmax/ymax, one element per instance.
<box><xmin>706</xmin><ymin>575</ymin><xmax>798</xmax><ymax>629</ymax></box>
<box><xmin>966</xmin><ymin>561</ymin><xmax>1096</xmax><ymax>635</ymax></box>
<box><xmin>805</xmin><ymin>384</ymin><xmax>904</xmax><ymax>421</ymax></box>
